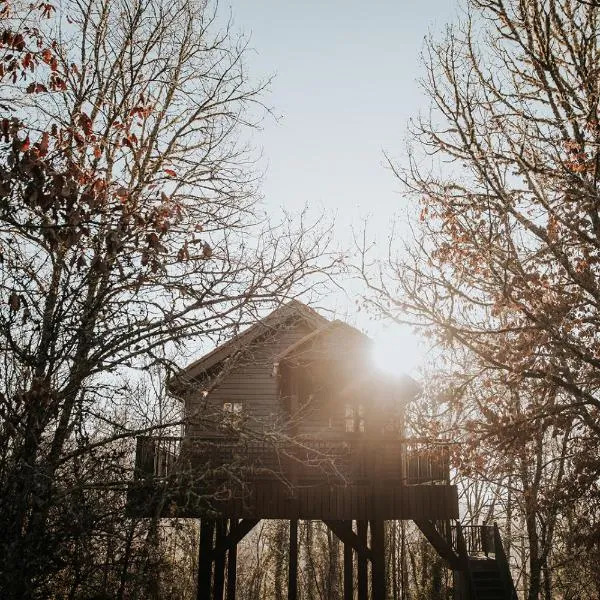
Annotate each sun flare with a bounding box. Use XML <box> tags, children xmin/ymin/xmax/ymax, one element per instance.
<box><xmin>371</xmin><ymin>325</ymin><xmax>425</xmax><ymax>376</ymax></box>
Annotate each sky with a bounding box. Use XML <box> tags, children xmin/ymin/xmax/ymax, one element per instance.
<box><xmin>227</xmin><ymin>1</ymin><xmax>461</xmax><ymax>372</ymax></box>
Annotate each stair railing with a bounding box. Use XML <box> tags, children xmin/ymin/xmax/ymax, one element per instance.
<box><xmin>455</xmin><ymin>522</ymin><xmax>477</xmax><ymax>599</ymax></box>
<box><xmin>493</xmin><ymin>523</ymin><xmax>518</xmax><ymax>600</ymax></box>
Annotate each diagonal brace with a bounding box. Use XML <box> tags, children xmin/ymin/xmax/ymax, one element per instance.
<box><xmin>324</xmin><ymin>520</ymin><xmax>373</xmax><ymax>561</ymax></box>
<box><xmin>208</xmin><ymin>518</ymin><xmax>260</xmax><ymax>560</ymax></box>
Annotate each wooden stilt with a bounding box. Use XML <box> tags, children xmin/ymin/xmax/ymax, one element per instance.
<box><xmin>357</xmin><ymin>520</ymin><xmax>368</xmax><ymax>600</ymax></box>
<box><xmin>288</xmin><ymin>519</ymin><xmax>298</xmax><ymax>600</ymax></box>
<box><xmin>213</xmin><ymin>520</ymin><xmax>227</xmax><ymax>600</ymax></box>
<box><xmin>210</xmin><ymin>519</ymin><xmax>259</xmax><ymax>559</ymax></box>
<box><xmin>343</xmin><ymin>521</ymin><xmax>354</xmax><ymax>600</ymax></box>
<box><xmin>226</xmin><ymin>520</ymin><xmax>237</xmax><ymax>600</ymax></box>
<box><xmin>197</xmin><ymin>519</ymin><xmax>215</xmax><ymax>600</ymax></box>
<box><xmin>370</xmin><ymin>520</ymin><xmax>386</xmax><ymax>600</ymax></box>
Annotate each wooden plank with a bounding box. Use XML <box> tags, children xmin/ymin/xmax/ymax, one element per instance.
<box><xmin>213</xmin><ymin>519</ymin><xmax>227</xmax><ymax>600</ymax></box>
<box><xmin>197</xmin><ymin>519</ymin><xmax>215</xmax><ymax>600</ymax></box>
<box><xmin>357</xmin><ymin>520</ymin><xmax>368</xmax><ymax>600</ymax></box>
<box><xmin>226</xmin><ymin>520</ymin><xmax>237</xmax><ymax>600</ymax></box>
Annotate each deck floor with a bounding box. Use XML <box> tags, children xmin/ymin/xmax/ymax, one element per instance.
<box><xmin>127</xmin><ymin>479</ymin><xmax>459</xmax><ymax>520</ymax></box>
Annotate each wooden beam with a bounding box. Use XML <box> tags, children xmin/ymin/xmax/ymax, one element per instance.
<box><xmin>288</xmin><ymin>519</ymin><xmax>298</xmax><ymax>600</ymax></box>
<box><xmin>370</xmin><ymin>520</ymin><xmax>386</xmax><ymax>600</ymax></box>
<box><xmin>357</xmin><ymin>520</ymin><xmax>368</xmax><ymax>600</ymax></box>
<box><xmin>323</xmin><ymin>520</ymin><xmax>373</xmax><ymax>560</ymax></box>
<box><xmin>213</xmin><ymin>520</ymin><xmax>226</xmax><ymax>600</ymax></box>
<box><xmin>226</xmin><ymin>520</ymin><xmax>237</xmax><ymax>600</ymax></box>
<box><xmin>208</xmin><ymin>519</ymin><xmax>260</xmax><ymax>560</ymax></box>
<box><xmin>197</xmin><ymin>519</ymin><xmax>215</xmax><ymax>600</ymax></box>
<box><xmin>343</xmin><ymin>521</ymin><xmax>353</xmax><ymax>600</ymax></box>
<box><xmin>414</xmin><ymin>520</ymin><xmax>460</xmax><ymax>570</ymax></box>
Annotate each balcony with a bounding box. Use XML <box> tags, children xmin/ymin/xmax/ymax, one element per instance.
<box><xmin>128</xmin><ymin>436</ymin><xmax>458</xmax><ymax>520</ymax></box>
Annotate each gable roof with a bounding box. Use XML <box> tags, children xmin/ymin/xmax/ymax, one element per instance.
<box><xmin>169</xmin><ymin>300</ymin><xmax>420</xmax><ymax>402</ymax></box>
<box><xmin>275</xmin><ymin>319</ymin><xmax>371</xmax><ymax>364</ymax></box>
<box><xmin>168</xmin><ymin>300</ymin><xmax>328</xmax><ymax>395</ymax></box>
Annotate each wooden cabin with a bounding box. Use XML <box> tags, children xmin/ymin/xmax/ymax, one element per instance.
<box><xmin>128</xmin><ymin>301</ymin><xmax>517</xmax><ymax>600</ymax></box>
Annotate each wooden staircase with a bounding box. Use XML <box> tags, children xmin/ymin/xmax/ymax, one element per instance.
<box><xmin>415</xmin><ymin>521</ymin><xmax>518</xmax><ymax>600</ymax></box>
<box><xmin>470</xmin><ymin>559</ymin><xmax>510</xmax><ymax>600</ymax></box>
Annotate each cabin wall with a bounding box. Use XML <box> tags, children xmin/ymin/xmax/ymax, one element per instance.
<box><xmin>184</xmin><ymin>319</ymin><xmax>314</xmax><ymax>437</ymax></box>
<box><xmin>183</xmin><ymin>318</ymin><xmax>412</xmax><ymax>440</ymax></box>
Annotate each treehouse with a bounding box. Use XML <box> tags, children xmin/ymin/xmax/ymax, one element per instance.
<box><xmin>128</xmin><ymin>301</ymin><xmax>517</xmax><ymax>600</ymax></box>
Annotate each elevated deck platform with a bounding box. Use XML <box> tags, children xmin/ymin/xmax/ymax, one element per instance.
<box><xmin>127</xmin><ymin>436</ymin><xmax>459</xmax><ymax>520</ymax></box>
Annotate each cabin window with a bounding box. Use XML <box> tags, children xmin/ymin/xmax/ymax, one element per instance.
<box><xmin>222</xmin><ymin>401</ymin><xmax>244</xmax><ymax>428</ymax></box>
<box><xmin>383</xmin><ymin>403</ymin><xmax>405</xmax><ymax>435</ymax></box>
<box><xmin>344</xmin><ymin>403</ymin><xmax>365</xmax><ymax>433</ymax></box>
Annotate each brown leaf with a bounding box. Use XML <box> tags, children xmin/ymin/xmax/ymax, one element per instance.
<box><xmin>177</xmin><ymin>243</ymin><xmax>189</xmax><ymax>262</ymax></box>
<box><xmin>39</xmin><ymin>131</ymin><xmax>49</xmax><ymax>156</ymax></box>
<box><xmin>8</xmin><ymin>293</ymin><xmax>20</xmax><ymax>312</ymax></box>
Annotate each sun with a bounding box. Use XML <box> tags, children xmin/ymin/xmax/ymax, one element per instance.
<box><xmin>371</xmin><ymin>324</ymin><xmax>426</xmax><ymax>376</ymax></box>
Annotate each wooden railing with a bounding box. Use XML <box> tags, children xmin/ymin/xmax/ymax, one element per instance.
<box><xmin>133</xmin><ymin>436</ymin><xmax>450</xmax><ymax>486</ymax></box>
<box><xmin>494</xmin><ymin>523</ymin><xmax>519</xmax><ymax>599</ymax></box>
<box><xmin>134</xmin><ymin>436</ymin><xmax>181</xmax><ymax>478</ymax></box>
<box><xmin>451</xmin><ymin>524</ymin><xmax>495</xmax><ymax>556</ymax></box>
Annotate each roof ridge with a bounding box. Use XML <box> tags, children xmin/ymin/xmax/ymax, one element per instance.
<box><xmin>168</xmin><ymin>300</ymin><xmax>328</xmax><ymax>394</ymax></box>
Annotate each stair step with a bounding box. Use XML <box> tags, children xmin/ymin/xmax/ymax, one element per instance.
<box><xmin>469</xmin><ymin>558</ymin><xmax>508</xmax><ymax>599</ymax></box>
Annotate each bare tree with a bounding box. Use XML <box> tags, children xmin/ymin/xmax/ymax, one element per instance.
<box><xmin>357</xmin><ymin>0</ymin><xmax>600</xmax><ymax>596</ymax></box>
<box><xmin>0</xmin><ymin>0</ymin><xmax>333</xmax><ymax>597</ymax></box>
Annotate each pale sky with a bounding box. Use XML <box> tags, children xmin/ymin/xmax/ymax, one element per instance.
<box><xmin>231</xmin><ymin>1</ymin><xmax>458</xmax><ymax>220</ymax></box>
<box><xmin>228</xmin><ymin>1</ymin><xmax>460</xmax><ymax>372</ymax></box>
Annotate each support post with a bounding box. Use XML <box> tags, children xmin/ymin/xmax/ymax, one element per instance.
<box><xmin>343</xmin><ymin>521</ymin><xmax>354</xmax><ymax>600</ymax></box>
<box><xmin>370</xmin><ymin>520</ymin><xmax>386</xmax><ymax>600</ymax></box>
<box><xmin>226</xmin><ymin>520</ymin><xmax>237</xmax><ymax>600</ymax></box>
<box><xmin>357</xmin><ymin>520</ymin><xmax>368</xmax><ymax>600</ymax></box>
<box><xmin>288</xmin><ymin>519</ymin><xmax>298</xmax><ymax>600</ymax></box>
<box><xmin>197</xmin><ymin>519</ymin><xmax>215</xmax><ymax>600</ymax></box>
<box><xmin>213</xmin><ymin>519</ymin><xmax>227</xmax><ymax>600</ymax></box>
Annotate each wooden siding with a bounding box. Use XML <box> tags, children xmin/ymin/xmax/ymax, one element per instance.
<box><xmin>185</xmin><ymin>319</ymin><xmax>314</xmax><ymax>436</ymax></box>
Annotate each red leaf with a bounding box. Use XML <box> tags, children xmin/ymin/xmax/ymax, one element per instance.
<box><xmin>39</xmin><ymin>131</ymin><xmax>49</xmax><ymax>155</ymax></box>
<box><xmin>164</xmin><ymin>169</ymin><xmax>176</xmax><ymax>177</ymax></box>
<box><xmin>79</xmin><ymin>112</ymin><xmax>93</xmax><ymax>136</ymax></box>
<box><xmin>41</xmin><ymin>48</ymin><xmax>53</xmax><ymax>64</ymax></box>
